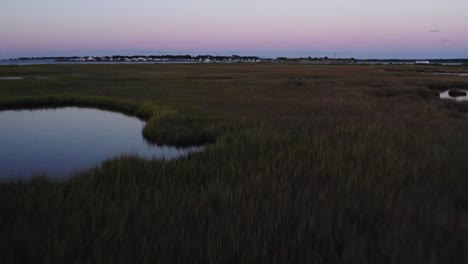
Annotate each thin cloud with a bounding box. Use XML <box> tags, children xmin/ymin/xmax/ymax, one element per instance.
<box><xmin>440</xmin><ymin>39</ymin><xmax>452</xmax><ymax>43</ymax></box>
<box><xmin>429</xmin><ymin>29</ymin><xmax>440</xmax><ymax>33</ymax></box>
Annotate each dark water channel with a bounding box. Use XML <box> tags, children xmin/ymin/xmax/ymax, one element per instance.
<box><xmin>0</xmin><ymin>107</ymin><xmax>203</xmax><ymax>180</ymax></box>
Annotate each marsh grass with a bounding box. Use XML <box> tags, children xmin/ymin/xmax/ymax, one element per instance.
<box><xmin>0</xmin><ymin>64</ymin><xmax>467</xmax><ymax>263</ymax></box>
<box><xmin>428</xmin><ymin>82</ymin><xmax>468</xmax><ymax>91</ymax></box>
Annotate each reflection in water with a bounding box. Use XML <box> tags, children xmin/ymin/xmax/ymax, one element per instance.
<box><xmin>0</xmin><ymin>107</ymin><xmax>204</xmax><ymax>179</ymax></box>
<box><xmin>439</xmin><ymin>90</ymin><xmax>468</xmax><ymax>102</ymax></box>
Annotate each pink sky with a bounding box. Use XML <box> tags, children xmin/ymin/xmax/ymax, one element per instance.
<box><xmin>1</xmin><ymin>0</ymin><xmax>467</xmax><ymax>58</ymax></box>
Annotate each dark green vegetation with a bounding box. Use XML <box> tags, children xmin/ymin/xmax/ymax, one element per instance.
<box><xmin>1</xmin><ymin>64</ymin><xmax>467</xmax><ymax>263</ymax></box>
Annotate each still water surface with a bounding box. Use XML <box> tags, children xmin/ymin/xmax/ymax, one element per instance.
<box><xmin>0</xmin><ymin>107</ymin><xmax>203</xmax><ymax>179</ymax></box>
<box><xmin>439</xmin><ymin>90</ymin><xmax>468</xmax><ymax>102</ymax></box>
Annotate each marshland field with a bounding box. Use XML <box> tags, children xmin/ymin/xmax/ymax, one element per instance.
<box><xmin>0</xmin><ymin>64</ymin><xmax>467</xmax><ymax>263</ymax></box>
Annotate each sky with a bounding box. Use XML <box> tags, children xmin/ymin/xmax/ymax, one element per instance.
<box><xmin>1</xmin><ymin>0</ymin><xmax>467</xmax><ymax>59</ymax></box>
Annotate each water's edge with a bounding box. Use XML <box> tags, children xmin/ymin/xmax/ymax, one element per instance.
<box><xmin>0</xmin><ymin>104</ymin><xmax>206</xmax><ymax>180</ymax></box>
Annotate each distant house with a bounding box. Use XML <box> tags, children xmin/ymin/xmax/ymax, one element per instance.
<box><xmin>415</xmin><ymin>61</ymin><xmax>430</xmax><ymax>64</ymax></box>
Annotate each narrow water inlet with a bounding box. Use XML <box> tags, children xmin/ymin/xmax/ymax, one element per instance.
<box><xmin>439</xmin><ymin>90</ymin><xmax>468</xmax><ymax>102</ymax></box>
<box><xmin>0</xmin><ymin>107</ymin><xmax>205</xmax><ymax>179</ymax></box>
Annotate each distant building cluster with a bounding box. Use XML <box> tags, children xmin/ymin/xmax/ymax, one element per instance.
<box><xmin>5</xmin><ymin>56</ymin><xmax>467</xmax><ymax>66</ymax></box>
<box><xmin>12</xmin><ymin>55</ymin><xmax>264</xmax><ymax>64</ymax></box>
<box><xmin>9</xmin><ymin>55</ymin><xmax>357</xmax><ymax>64</ymax></box>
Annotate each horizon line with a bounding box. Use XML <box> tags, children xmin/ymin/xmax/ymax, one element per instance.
<box><xmin>2</xmin><ymin>54</ymin><xmax>468</xmax><ymax>61</ymax></box>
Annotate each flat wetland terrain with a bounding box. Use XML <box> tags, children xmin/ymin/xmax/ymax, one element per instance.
<box><xmin>0</xmin><ymin>64</ymin><xmax>467</xmax><ymax>263</ymax></box>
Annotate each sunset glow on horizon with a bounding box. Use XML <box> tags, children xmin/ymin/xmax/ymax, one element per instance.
<box><xmin>1</xmin><ymin>0</ymin><xmax>467</xmax><ymax>59</ymax></box>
